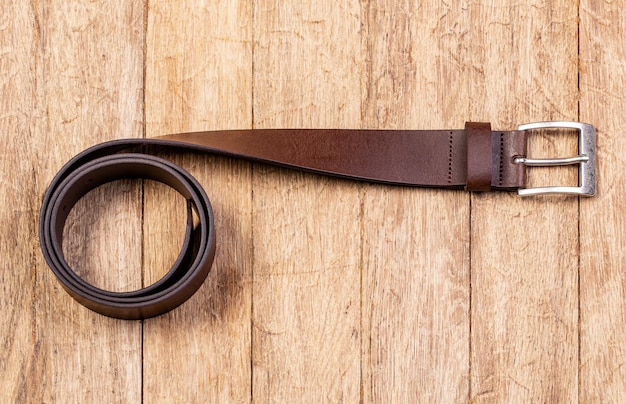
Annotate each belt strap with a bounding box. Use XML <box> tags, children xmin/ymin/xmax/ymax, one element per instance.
<box><xmin>40</xmin><ymin>123</ymin><xmax>527</xmax><ymax>319</ymax></box>
<box><xmin>159</xmin><ymin>126</ymin><xmax>527</xmax><ymax>189</ymax></box>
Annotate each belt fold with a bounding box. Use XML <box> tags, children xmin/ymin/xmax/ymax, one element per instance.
<box><xmin>40</xmin><ymin>124</ymin><xmax>527</xmax><ymax>319</ymax></box>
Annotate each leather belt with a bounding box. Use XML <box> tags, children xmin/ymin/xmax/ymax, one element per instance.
<box><xmin>39</xmin><ymin>121</ymin><xmax>596</xmax><ymax>319</ymax></box>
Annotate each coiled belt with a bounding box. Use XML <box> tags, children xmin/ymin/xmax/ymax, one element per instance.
<box><xmin>40</xmin><ymin>122</ymin><xmax>595</xmax><ymax>319</ymax></box>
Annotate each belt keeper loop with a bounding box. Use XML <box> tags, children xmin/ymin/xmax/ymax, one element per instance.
<box><xmin>465</xmin><ymin>122</ymin><xmax>492</xmax><ymax>192</ymax></box>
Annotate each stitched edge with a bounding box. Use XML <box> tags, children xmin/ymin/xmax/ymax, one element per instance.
<box><xmin>499</xmin><ymin>132</ymin><xmax>504</xmax><ymax>186</ymax></box>
<box><xmin>448</xmin><ymin>131</ymin><xmax>453</xmax><ymax>183</ymax></box>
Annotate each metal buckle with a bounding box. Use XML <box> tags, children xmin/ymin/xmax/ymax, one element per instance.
<box><xmin>515</xmin><ymin>121</ymin><xmax>596</xmax><ymax>197</ymax></box>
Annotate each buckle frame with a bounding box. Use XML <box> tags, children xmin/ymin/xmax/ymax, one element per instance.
<box><xmin>515</xmin><ymin>121</ymin><xmax>596</xmax><ymax>197</ymax></box>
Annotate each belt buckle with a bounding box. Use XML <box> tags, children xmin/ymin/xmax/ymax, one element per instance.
<box><xmin>514</xmin><ymin>121</ymin><xmax>596</xmax><ymax>197</ymax></box>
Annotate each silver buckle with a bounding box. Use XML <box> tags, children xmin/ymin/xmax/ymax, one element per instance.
<box><xmin>515</xmin><ymin>121</ymin><xmax>596</xmax><ymax>197</ymax></box>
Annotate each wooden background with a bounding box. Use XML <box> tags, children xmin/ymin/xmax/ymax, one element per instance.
<box><xmin>1</xmin><ymin>0</ymin><xmax>624</xmax><ymax>402</ymax></box>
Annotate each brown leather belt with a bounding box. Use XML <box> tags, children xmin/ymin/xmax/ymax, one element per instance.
<box><xmin>39</xmin><ymin>121</ymin><xmax>596</xmax><ymax>319</ymax></box>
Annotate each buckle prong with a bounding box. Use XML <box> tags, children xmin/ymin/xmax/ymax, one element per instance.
<box><xmin>515</xmin><ymin>121</ymin><xmax>596</xmax><ymax>197</ymax></box>
<box><xmin>513</xmin><ymin>155</ymin><xmax>589</xmax><ymax>166</ymax></box>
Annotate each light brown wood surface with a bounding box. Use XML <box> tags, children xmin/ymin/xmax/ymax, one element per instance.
<box><xmin>1</xmin><ymin>0</ymin><xmax>624</xmax><ymax>402</ymax></box>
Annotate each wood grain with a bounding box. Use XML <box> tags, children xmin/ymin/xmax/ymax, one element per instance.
<box><xmin>469</xmin><ymin>2</ymin><xmax>580</xmax><ymax>402</ymax></box>
<box><xmin>0</xmin><ymin>1</ymin><xmax>41</xmax><ymax>401</ymax></box>
<box><xmin>142</xmin><ymin>0</ymin><xmax>253</xmax><ymax>401</ymax></box>
<box><xmin>252</xmin><ymin>1</ymin><xmax>362</xmax><ymax>401</ymax></box>
<box><xmin>33</xmin><ymin>1</ymin><xmax>145</xmax><ymax>402</ymax></box>
<box><xmin>359</xmin><ymin>2</ymin><xmax>470</xmax><ymax>402</ymax></box>
<box><xmin>2</xmin><ymin>0</ymin><xmax>626</xmax><ymax>402</ymax></box>
<box><xmin>580</xmin><ymin>1</ymin><xmax>626</xmax><ymax>401</ymax></box>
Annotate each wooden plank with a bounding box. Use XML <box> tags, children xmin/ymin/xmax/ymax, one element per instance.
<box><xmin>579</xmin><ymin>2</ymin><xmax>626</xmax><ymax>401</ymax></box>
<box><xmin>32</xmin><ymin>1</ymin><xmax>145</xmax><ymax>402</ymax></box>
<box><xmin>359</xmin><ymin>2</ymin><xmax>470</xmax><ymax>402</ymax></box>
<box><xmin>252</xmin><ymin>1</ymin><xmax>362</xmax><ymax>401</ymax></box>
<box><xmin>0</xmin><ymin>1</ymin><xmax>42</xmax><ymax>401</ymax></box>
<box><xmin>142</xmin><ymin>0</ymin><xmax>253</xmax><ymax>401</ymax></box>
<box><xmin>469</xmin><ymin>2</ymin><xmax>579</xmax><ymax>402</ymax></box>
